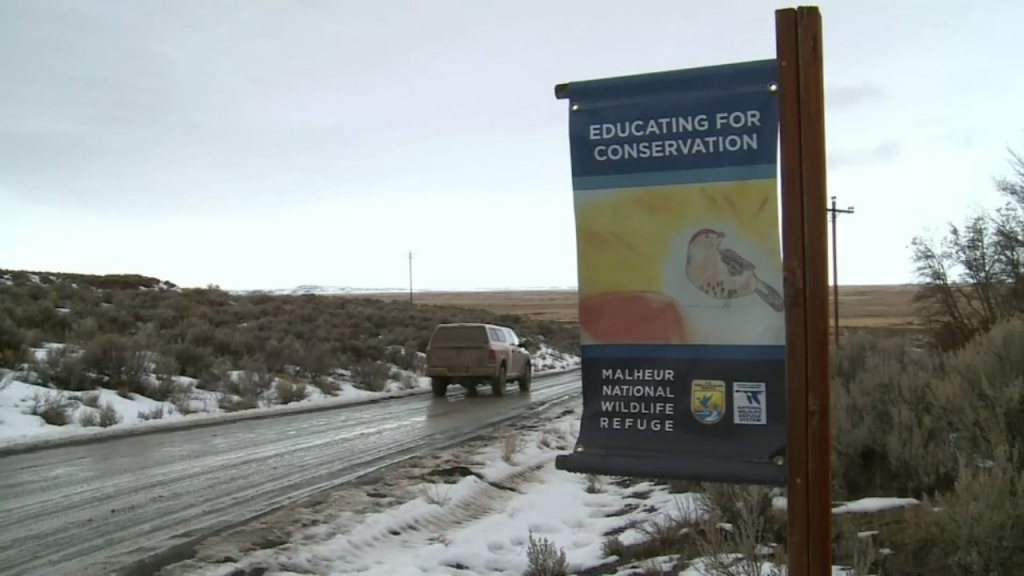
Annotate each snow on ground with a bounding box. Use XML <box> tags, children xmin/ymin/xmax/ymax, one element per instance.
<box><xmin>0</xmin><ymin>367</ymin><xmax>432</xmax><ymax>451</ymax></box>
<box><xmin>0</xmin><ymin>344</ymin><xmax>580</xmax><ymax>451</ymax></box>
<box><xmin>770</xmin><ymin>494</ymin><xmax>920</xmax><ymax>515</ymax></box>
<box><xmin>158</xmin><ymin>403</ymin><xmax>880</xmax><ymax>576</ymax></box>
<box><xmin>532</xmin><ymin>343</ymin><xmax>580</xmax><ymax>373</ymax></box>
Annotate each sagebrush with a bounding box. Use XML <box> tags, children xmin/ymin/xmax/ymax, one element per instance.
<box><xmin>615</xmin><ymin>320</ymin><xmax>1024</xmax><ymax>575</ymax></box>
<box><xmin>0</xmin><ymin>271</ymin><xmax>580</xmax><ymax>393</ymax></box>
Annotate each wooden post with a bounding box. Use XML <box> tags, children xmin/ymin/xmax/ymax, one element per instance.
<box><xmin>776</xmin><ymin>6</ymin><xmax>831</xmax><ymax>575</ymax></box>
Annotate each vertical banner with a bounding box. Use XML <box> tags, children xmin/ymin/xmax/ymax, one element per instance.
<box><xmin>554</xmin><ymin>60</ymin><xmax>786</xmax><ymax>485</ymax></box>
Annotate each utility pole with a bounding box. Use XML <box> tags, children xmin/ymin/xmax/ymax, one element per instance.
<box><xmin>408</xmin><ymin>251</ymin><xmax>414</xmax><ymax>304</ymax></box>
<box><xmin>826</xmin><ymin>196</ymin><xmax>854</xmax><ymax>346</ymax></box>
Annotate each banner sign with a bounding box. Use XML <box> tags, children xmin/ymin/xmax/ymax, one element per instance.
<box><xmin>554</xmin><ymin>59</ymin><xmax>786</xmax><ymax>485</ymax></box>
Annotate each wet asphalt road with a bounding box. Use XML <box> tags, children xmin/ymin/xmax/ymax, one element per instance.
<box><xmin>0</xmin><ymin>371</ymin><xmax>581</xmax><ymax>576</ymax></box>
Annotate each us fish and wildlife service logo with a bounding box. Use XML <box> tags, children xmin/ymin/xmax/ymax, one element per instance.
<box><xmin>690</xmin><ymin>380</ymin><xmax>726</xmax><ymax>425</ymax></box>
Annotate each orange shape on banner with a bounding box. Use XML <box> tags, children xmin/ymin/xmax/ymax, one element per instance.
<box><xmin>579</xmin><ymin>291</ymin><xmax>688</xmax><ymax>344</ymax></box>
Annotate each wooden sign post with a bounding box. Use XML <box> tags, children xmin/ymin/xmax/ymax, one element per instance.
<box><xmin>775</xmin><ymin>6</ymin><xmax>832</xmax><ymax>576</ymax></box>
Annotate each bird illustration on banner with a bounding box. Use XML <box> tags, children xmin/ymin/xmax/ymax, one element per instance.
<box><xmin>685</xmin><ymin>228</ymin><xmax>785</xmax><ymax>312</ymax></box>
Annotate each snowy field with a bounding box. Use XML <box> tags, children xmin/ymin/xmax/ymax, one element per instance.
<box><xmin>0</xmin><ymin>344</ymin><xmax>580</xmax><ymax>451</ymax></box>
<box><xmin>157</xmin><ymin>402</ymin><xmax>916</xmax><ymax>576</ymax></box>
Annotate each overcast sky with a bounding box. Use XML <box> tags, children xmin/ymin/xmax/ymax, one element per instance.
<box><xmin>2</xmin><ymin>0</ymin><xmax>1022</xmax><ymax>290</ymax></box>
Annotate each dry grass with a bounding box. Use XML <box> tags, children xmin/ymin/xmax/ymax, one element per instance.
<box><xmin>500</xmin><ymin>433</ymin><xmax>524</xmax><ymax>464</ymax></box>
<box><xmin>836</xmin><ymin>285</ymin><xmax>920</xmax><ymax>330</ymax></box>
<box><xmin>347</xmin><ymin>285</ymin><xmax>920</xmax><ymax>330</ymax></box>
<box><xmin>339</xmin><ymin>290</ymin><xmax>580</xmax><ymax>322</ymax></box>
<box><xmin>417</xmin><ymin>483</ymin><xmax>453</xmax><ymax>507</ymax></box>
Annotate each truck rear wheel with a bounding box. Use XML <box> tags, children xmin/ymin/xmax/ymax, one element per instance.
<box><xmin>491</xmin><ymin>366</ymin><xmax>506</xmax><ymax>397</ymax></box>
<box><xmin>431</xmin><ymin>378</ymin><xmax>449</xmax><ymax>397</ymax></box>
<box><xmin>519</xmin><ymin>363</ymin><xmax>532</xmax><ymax>392</ymax></box>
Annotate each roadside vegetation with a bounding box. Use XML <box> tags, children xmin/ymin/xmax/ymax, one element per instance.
<box><xmin>519</xmin><ymin>145</ymin><xmax>1024</xmax><ymax>574</ymax></box>
<box><xmin>0</xmin><ymin>272</ymin><xmax>580</xmax><ymax>428</ymax></box>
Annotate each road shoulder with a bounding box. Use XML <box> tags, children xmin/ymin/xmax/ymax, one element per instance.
<box><xmin>154</xmin><ymin>399</ymin><xmax>689</xmax><ymax>576</ymax></box>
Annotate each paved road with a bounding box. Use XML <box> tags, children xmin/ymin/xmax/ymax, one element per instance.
<box><xmin>0</xmin><ymin>371</ymin><xmax>581</xmax><ymax>576</ymax></box>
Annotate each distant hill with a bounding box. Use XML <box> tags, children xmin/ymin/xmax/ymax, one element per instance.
<box><xmin>0</xmin><ymin>272</ymin><xmax>575</xmax><ymax>296</ymax></box>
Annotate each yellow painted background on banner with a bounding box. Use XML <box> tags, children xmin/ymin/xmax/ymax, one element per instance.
<box><xmin>574</xmin><ymin>178</ymin><xmax>785</xmax><ymax>347</ymax></box>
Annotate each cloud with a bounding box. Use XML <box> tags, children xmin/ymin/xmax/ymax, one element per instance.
<box><xmin>826</xmin><ymin>85</ymin><xmax>885</xmax><ymax>109</ymax></box>
<box><xmin>829</xmin><ymin>140</ymin><xmax>902</xmax><ymax>169</ymax></box>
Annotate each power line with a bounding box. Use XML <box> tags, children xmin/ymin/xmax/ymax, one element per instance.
<box><xmin>826</xmin><ymin>196</ymin><xmax>855</xmax><ymax>346</ymax></box>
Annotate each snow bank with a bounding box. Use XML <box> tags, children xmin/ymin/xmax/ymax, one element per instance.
<box><xmin>163</xmin><ymin>402</ymin><xmax>902</xmax><ymax>576</ymax></box>
<box><xmin>0</xmin><ymin>369</ymin><xmax>432</xmax><ymax>453</ymax></box>
<box><xmin>531</xmin><ymin>343</ymin><xmax>581</xmax><ymax>373</ymax></box>
<box><xmin>168</xmin><ymin>407</ymin><xmax>699</xmax><ymax>576</ymax></box>
<box><xmin>0</xmin><ymin>344</ymin><xmax>580</xmax><ymax>453</ymax></box>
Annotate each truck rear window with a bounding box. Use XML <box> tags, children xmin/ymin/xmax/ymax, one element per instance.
<box><xmin>430</xmin><ymin>326</ymin><xmax>489</xmax><ymax>346</ymax></box>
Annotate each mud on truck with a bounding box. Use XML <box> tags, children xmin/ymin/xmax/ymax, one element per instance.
<box><xmin>424</xmin><ymin>323</ymin><xmax>532</xmax><ymax>398</ymax></box>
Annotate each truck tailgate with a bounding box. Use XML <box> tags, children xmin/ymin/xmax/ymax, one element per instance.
<box><xmin>427</xmin><ymin>347</ymin><xmax>490</xmax><ymax>371</ymax></box>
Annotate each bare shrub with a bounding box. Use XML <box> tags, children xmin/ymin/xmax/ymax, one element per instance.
<box><xmin>883</xmin><ymin>449</ymin><xmax>1024</xmax><ymax>576</ymax></box>
<box><xmin>693</xmin><ymin>484</ymin><xmax>782</xmax><ymax>576</ymax></box>
<box><xmin>313</xmin><ymin>377</ymin><xmax>341</xmax><ymax>396</ymax></box>
<box><xmin>350</xmin><ymin>359</ymin><xmax>391</xmax><ymax>392</ymax></box>
<box><xmin>832</xmin><ymin>318</ymin><xmax>1024</xmax><ymax>500</ymax></box>
<box><xmin>97</xmin><ymin>401</ymin><xmax>122</xmax><ymax>427</ymax></box>
<box><xmin>832</xmin><ymin>516</ymin><xmax>881</xmax><ymax>576</ymax></box>
<box><xmin>218</xmin><ymin>392</ymin><xmax>260</xmax><ymax>412</ymax></box>
<box><xmin>500</xmin><ymin>433</ymin><xmax>523</xmax><ymax>464</ymax></box>
<box><xmin>174</xmin><ymin>343</ymin><xmax>214</xmax><ymax>380</ymax></box>
<box><xmin>601</xmin><ymin>535</ymin><xmax>628</xmax><ymax>560</ymax></box>
<box><xmin>78</xmin><ymin>408</ymin><xmax>99</xmax><ymax>427</ymax></box>
<box><xmin>538</xmin><ymin>424</ymin><xmax>569</xmax><ymax>450</ymax></box>
<box><xmin>148</xmin><ymin>373</ymin><xmax>186</xmax><ymax>402</ymax></box>
<box><xmin>298</xmin><ymin>343</ymin><xmax>334</xmax><ymax>384</ymax></box>
<box><xmin>197</xmin><ymin>358</ymin><xmax>232</xmax><ymax>392</ymax></box>
<box><xmin>537</xmin><ymin>432</ymin><xmax>558</xmax><ymax>450</ymax></box>
<box><xmin>633</xmin><ymin>509</ymin><xmax>696</xmax><ymax>560</ymax></box>
<box><xmin>274</xmin><ymin>379</ymin><xmax>309</xmax><ymax>405</ymax></box>
<box><xmin>71</xmin><ymin>317</ymin><xmax>100</xmax><ymax>343</ymax></box>
<box><xmin>28</xmin><ymin>391</ymin><xmax>75</xmax><ymax>426</ymax></box>
<box><xmin>524</xmin><ymin>532</ymin><xmax>569</xmax><ymax>576</ymax></box>
<box><xmin>397</xmin><ymin>371</ymin><xmax>418</xmax><ymax>390</ymax></box>
<box><xmin>170</xmin><ymin>386</ymin><xmax>198</xmax><ymax>415</ymax></box>
<box><xmin>224</xmin><ymin>361</ymin><xmax>274</xmax><ymax>400</ymax></box>
<box><xmin>79</xmin><ymin>391</ymin><xmax>101</xmax><ymax>409</ymax></box>
<box><xmin>386</xmin><ymin>344</ymin><xmax>426</xmax><ymax>374</ymax></box>
<box><xmin>80</xmin><ymin>334</ymin><xmax>148</xmax><ymax>395</ymax></box>
<box><xmin>138</xmin><ymin>405</ymin><xmax>166</xmax><ymax>420</ymax></box>
<box><xmin>39</xmin><ymin>346</ymin><xmax>92</xmax><ymax>391</ymax></box>
<box><xmin>0</xmin><ymin>345</ymin><xmax>28</xmax><ymax>370</ymax></box>
<box><xmin>0</xmin><ymin>312</ymin><xmax>28</xmax><ymax>367</ymax></box>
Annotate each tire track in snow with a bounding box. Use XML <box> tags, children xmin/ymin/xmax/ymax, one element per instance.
<box><xmin>287</xmin><ymin>460</ymin><xmax>552</xmax><ymax>574</ymax></box>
